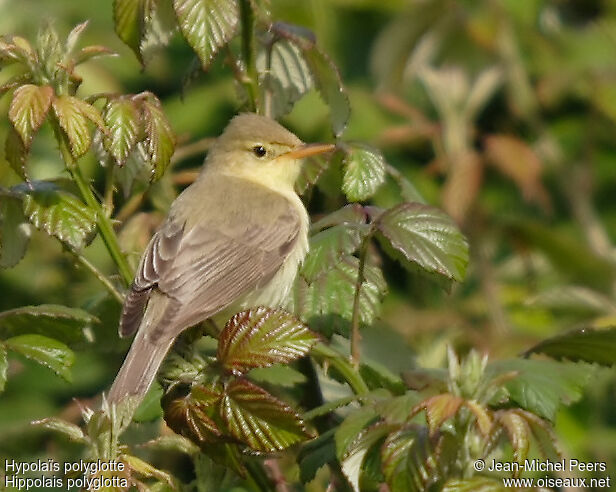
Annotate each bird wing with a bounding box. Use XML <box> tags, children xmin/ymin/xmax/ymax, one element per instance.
<box><xmin>119</xmin><ymin>179</ymin><xmax>302</xmax><ymax>338</ymax></box>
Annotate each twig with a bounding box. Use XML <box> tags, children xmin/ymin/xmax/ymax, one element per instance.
<box><xmin>239</xmin><ymin>0</ymin><xmax>259</xmax><ymax>112</ymax></box>
<box><xmin>350</xmin><ymin>235</ymin><xmax>371</xmax><ymax>367</ymax></box>
<box><xmin>69</xmin><ymin>250</ymin><xmax>124</xmax><ymax>304</ymax></box>
<box><xmin>170</xmin><ymin>137</ymin><xmax>214</xmax><ymax>166</ymax></box>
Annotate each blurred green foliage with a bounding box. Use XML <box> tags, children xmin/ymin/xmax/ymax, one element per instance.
<box><xmin>1</xmin><ymin>0</ymin><xmax>616</xmax><ymax>491</ymax></box>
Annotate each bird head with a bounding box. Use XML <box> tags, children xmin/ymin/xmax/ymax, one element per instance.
<box><xmin>205</xmin><ymin>113</ymin><xmax>335</xmax><ymax>192</ymax></box>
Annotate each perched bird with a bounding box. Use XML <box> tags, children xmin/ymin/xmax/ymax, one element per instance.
<box><xmin>107</xmin><ymin>113</ymin><xmax>334</xmax><ymax>409</ymax></box>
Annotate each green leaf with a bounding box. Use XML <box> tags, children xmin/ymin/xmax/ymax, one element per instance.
<box><xmin>342</xmin><ymin>143</ymin><xmax>386</xmax><ymax>202</ymax></box>
<box><xmin>340</xmin><ymin>423</ymin><xmax>394</xmax><ymax>492</ymax></box>
<box><xmin>163</xmin><ymin>385</ymin><xmax>224</xmax><ymax>445</ymax></box>
<box><xmin>140</xmin><ymin>95</ymin><xmax>175</xmax><ymax>181</ymax></box>
<box><xmin>5</xmin><ymin>127</ymin><xmax>28</xmax><ymax>180</ymax></box>
<box><xmin>103</xmin><ymin>97</ymin><xmax>141</xmax><ymax>166</ymax></box>
<box><xmin>381</xmin><ymin>427</ymin><xmax>427</xmax><ymax>492</ymax></box>
<box><xmin>298</xmin><ymin>429</ymin><xmax>336</xmax><ymax>483</ymax></box>
<box><xmin>335</xmin><ymin>405</ymin><xmax>379</xmax><ymax>459</ymax></box>
<box><xmin>8</xmin><ymin>84</ymin><xmax>54</xmax><ymax>148</ymax></box>
<box><xmin>173</xmin><ymin>0</ymin><xmax>239</xmax><ymax>69</ymax></box>
<box><xmin>301</xmin><ymin>224</ymin><xmax>365</xmax><ymax>282</ymax></box>
<box><xmin>0</xmin><ymin>304</ymin><xmax>98</xmax><ymax>344</ymax></box>
<box><xmin>217</xmin><ymin>307</ymin><xmax>318</xmax><ymax>375</ymax></box>
<box><xmin>376</xmin><ymin>202</ymin><xmax>469</xmax><ymax>284</ymax></box>
<box><xmin>133</xmin><ymin>382</ymin><xmax>164</xmax><ymax>422</ymax></box>
<box><xmin>296</xmin><ymin>155</ymin><xmax>329</xmax><ymax>195</ymax></box>
<box><xmin>142</xmin><ymin>435</ymin><xmax>200</xmax><ymax>455</ymax></box>
<box><xmin>17</xmin><ymin>182</ymin><xmax>97</xmax><ymax>250</ymax></box>
<box><xmin>294</xmin><ymin>256</ymin><xmax>387</xmax><ymax>337</ymax></box>
<box><xmin>0</xmin><ymin>195</ymin><xmax>30</xmax><ymax>268</ymax></box>
<box><xmin>5</xmin><ymin>334</ymin><xmax>74</xmax><ymax>381</ymax></box>
<box><xmin>52</xmin><ymin>95</ymin><xmax>106</xmax><ymax>158</ymax></box>
<box><xmin>525</xmin><ymin>326</ymin><xmax>616</xmax><ymax>366</ymax></box>
<box><xmin>113</xmin><ymin>0</ymin><xmax>144</xmax><ymax>60</ymax></box>
<box><xmin>0</xmin><ymin>343</ymin><xmax>7</xmax><ymax>392</ymax></box>
<box><xmin>31</xmin><ymin>417</ymin><xmax>86</xmax><ymax>442</ymax></box>
<box><xmin>221</xmin><ymin>378</ymin><xmax>311</xmax><ymax>452</ymax></box>
<box><xmin>487</xmin><ymin>359</ymin><xmax>590</xmax><ymax>421</ymax></box>
<box><xmin>302</xmin><ymin>46</ymin><xmax>350</xmax><ymax>137</ymax></box>
<box><xmin>248</xmin><ymin>364</ymin><xmax>308</xmax><ymax>388</ymax></box>
<box><xmin>257</xmin><ymin>39</ymin><xmax>313</xmax><ymax>118</ymax></box>
<box><xmin>442</xmin><ymin>477</ymin><xmax>507</xmax><ymax>492</ymax></box>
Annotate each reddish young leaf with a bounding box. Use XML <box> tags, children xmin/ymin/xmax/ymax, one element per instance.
<box><xmin>217</xmin><ymin>307</ymin><xmax>318</xmax><ymax>375</ymax></box>
<box><xmin>413</xmin><ymin>393</ymin><xmax>464</xmax><ymax>435</ymax></box>
<box><xmin>140</xmin><ymin>95</ymin><xmax>175</xmax><ymax>181</ymax></box>
<box><xmin>221</xmin><ymin>378</ymin><xmax>312</xmax><ymax>452</ymax></box>
<box><xmin>496</xmin><ymin>410</ymin><xmax>531</xmax><ymax>473</ymax></box>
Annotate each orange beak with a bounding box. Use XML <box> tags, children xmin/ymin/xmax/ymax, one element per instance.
<box><xmin>283</xmin><ymin>143</ymin><xmax>336</xmax><ymax>160</ymax></box>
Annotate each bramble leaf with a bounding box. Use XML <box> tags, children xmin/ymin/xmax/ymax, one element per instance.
<box><xmin>376</xmin><ymin>202</ymin><xmax>468</xmax><ymax>284</ymax></box>
<box><xmin>0</xmin><ymin>304</ymin><xmax>98</xmax><ymax>344</ymax></box>
<box><xmin>488</xmin><ymin>359</ymin><xmax>590</xmax><ymax>421</ymax></box>
<box><xmin>342</xmin><ymin>143</ymin><xmax>386</xmax><ymax>202</ymax></box>
<box><xmin>32</xmin><ymin>417</ymin><xmax>86</xmax><ymax>442</ymax></box>
<box><xmin>5</xmin><ymin>127</ymin><xmax>28</xmax><ymax>180</ymax></box>
<box><xmin>0</xmin><ymin>194</ymin><xmax>30</xmax><ymax>268</ymax></box>
<box><xmin>17</xmin><ymin>182</ymin><xmax>97</xmax><ymax>250</ymax></box>
<box><xmin>221</xmin><ymin>378</ymin><xmax>311</xmax><ymax>452</ymax></box>
<box><xmin>52</xmin><ymin>95</ymin><xmax>106</xmax><ymax>158</ymax></box>
<box><xmin>412</xmin><ymin>393</ymin><xmax>464</xmax><ymax>435</ymax></box>
<box><xmin>525</xmin><ymin>326</ymin><xmax>616</xmax><ymax>366</ymax></box>
<box><xmin>8</xmin><ymin>84</ymin><xmax>54</xmax><ymax>147</ymax></box>
<box><xmin>173</xmin><ymin>0</ymin><xmax>239</xmax><ymax>69</ymax></box>
<box><xmin>103</xmin><ymin>97</ymin><xmax>141</xmax><ymax>166</ymax></box>
<box><xmin>5</xmin><ymin>334</ymin><xmax>74</xmax><ymax>381</ymax></box>
<box><xmin>113</xmin><ymin>0</ymin><xmax>143</xmax><ymax>60</ymax></box>
<box><xmin>140</xmin><ymin>95</ymin><xmax>175</xmax><ymax>181</ymax></box>
<box><xmin>218</xmin><ymin>307</ymin><xmax>318</xmax><ymax>375</ymax></box>
<box><xmin>496</xmin><ymin>410</ymin><xmax>530</xmax><ymax>472</ymax></box>
<box><xmin>294</xmin><ymin>256</ymin><xmax>387</xmax><ymax>337</ymax></box>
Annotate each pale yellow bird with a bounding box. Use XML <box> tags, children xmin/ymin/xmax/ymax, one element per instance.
<box><xmin>107</xmin><ymin>113</ymin><xmax>334</xmax><ymax>408</ymax></box>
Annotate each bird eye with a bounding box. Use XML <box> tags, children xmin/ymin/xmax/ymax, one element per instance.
<box><xmin>252</xmin><ymin>145</ymin><xmax>267</xmax><ymax>158</ymax></box>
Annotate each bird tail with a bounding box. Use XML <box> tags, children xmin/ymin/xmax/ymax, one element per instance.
<box><xmin>107</xmin><ymin>327</ymin><xmax>174</xmax><ymax>410</ymax></box>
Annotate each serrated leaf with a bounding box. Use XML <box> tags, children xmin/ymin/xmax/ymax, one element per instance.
<box><xmin>8</xmin><ymin>84</ymin><xmax>54</xmax><ymax>148</ymax></box>
<box><xmin>32</xmin><ymin>417</ymin><xmax>86</xmax><ymax>442</ymax></box>
<box><xmin>496</xmin><ymin>410</ymin><xmax>530</xmax><ymax>472</ymax></box>
<box><xmin>0</xmin><ymin>195</ymin><xmax>30</xmax><ymax>268</ymax></box>
<box><xmin>301</xmin><ymin>224</ymin><xmax>364</xmax><ymax>281</ymax></box>
<box><xmin>5</xmin><ymin>334</ymin><xmax>74</xmax><ymax>381</ymax></box>
<box><xmin>525</xmin><ymin>326</ymin><xmax>616</xmax><ymax>366</ymax></box>
<box><xmin>163</xmin><ymin>385</ymin><xmax>223</xmax><ymax>445</ymax></box>
<box><xmin>521</xmin><ymin>410</ymin><xmax>562</xmax><ymax>462</ymax></box>
<box><xmin>376</xmin><ymin>202</ymin><xmax>468</xmax><ymax>284</ymax></box>
<box><xmin>258</xmin><ymin>39</ymin><xmax>313</xmax><ymax>118</ymax></box>
<box><xmin>342</xmin><ymin>143</ymin><xmax>386</xmax><ymax>202</ymax></box>
<box><xmin>312</xmin><ymin>204</ymin><xmax>368</xmax><ymax>232</ymax></box>
<box><xmin>296</xmin><ymin>155</ymin><xmax>329</xmax><ymax>195</ymax></box>
<box><xmin>302</xmin><ymin>47</ymin><xmax>350</xmax><ymax>137</ymax></box>
<box><xmin>222</xmin><ymin>378</ymin><xmax>311</xmax><ymax>452</ymax></box>
<box><xmin>488</xmin><ymin>359</ymin><xmax>590</xmax><ymax>421</ymax></box>
<box><xmin>173</xmin><ymin>0</ymin><xmax>239</xmax><ymax>69</ymax></box>
<box><xmin>0</xmin><ymin>344</ymin><xmax>7</xmax><ymax>392</ymax></box>
<box><xmin>464</xmin><ymin>400</ymin><xmax>492</xmax><ymax>437</ymax></box>
<box><xmin>381</xmin><ymin>427</ymin><xmax>424</xmax><ymax>492</ymax></box>
<box><xmin>123</xmin><ymin>454</ymin><xmax>176</xmax><ymax>487</ymax></box>
<box><xmin>217</xmin><ymin>307</ymin><xmax>317</xmax><ymax>375</ymax></box>
<box><xmin>442</xmin><ymin>477</ymin><xmax>507</xmax><ymax>492</ymax></box>
<box><xmin>294</xmin><ymin>256</ymin><xmax>387</xmax><ymax>337</ymax></box>
<box><xmin>103</xmin><ymin>97</ymin><xmax>141</xmax><ymax>166</ymax></box>
<box><xmin>113</xmin><ymin>0</ymin><xmax>144</xmax><ymax>60</ymax></box>
<box><xmin>340</xmin><ymin>423</ymin><xmax>394</xmax><ymax>492</ymax></box>
<box><xmin>335</xmin><ymin>406</ymin><xmax>379</xmax><ymax>459</ymax></box>
<box><xmin>75</xmin><ymin>45</ymin><xmax>117</xmax><ymax>65</ymax></box>
<box><xmin>413</xmin><ymin>394</ymin><xmax>464</xmax><ymax>435</ymax></box>
<box><xmin>18</xmin><ymin>182</ymin><xmax>97</xmax><ymax>250</ymax></box>
<box><xmin>0</xmin><ymin>304</ymin><xmax>98</xmax><ymax>344</ymax></box>
<box><xmin>143</xmin><ymin>435</ymin><xmax>200</xmax><ymax>455</ymax></box>
<box><xmin>52</xmin><ymin>95</ymin><xmax>105</xmax><ymax>158</ymax></box>
<box><xmin>5</xmin><ymin>126</ymin><xmax>29</xmax><ymax>180</ymax></box>
<box><xmin>141</xmin><ymin>96</ymin><xmax>175</xmax><ymax>181</ymax></box>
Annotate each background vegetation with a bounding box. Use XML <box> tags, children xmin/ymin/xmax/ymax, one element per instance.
<box><xmin>1</xmin><ymin>0</ymin><xmax>616</xmax><ymax>491</ymax></box>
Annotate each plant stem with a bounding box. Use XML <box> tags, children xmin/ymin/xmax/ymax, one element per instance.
<box><xmin>350</xmin><ymin>235</ymin><xmax>371</xmax><ymax>367</ymax></box>
<box><xmin>51</xmin><ymin>122</ymin><xmax>133</xmax><ymax>287</ymax></box>
<box><xmin>69</xmin><ymin>249</ymin><xmax>124</xmax><ymax>303</ymax></box>
<box><xmin>312</xmin><ymin>343</ymin><xmax>369</xmax><ymax>395</ymax></box>
<box><xmin>239</xmin><ymin>0</ymin><xmax>259</xmax><ymax>112</ymax></box>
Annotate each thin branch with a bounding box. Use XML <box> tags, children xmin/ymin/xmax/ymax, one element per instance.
<box><xmin>312</xmin><ymin>343</ymin><xmax>369</xmax><ymax>395</ymax></box>
<box><xmin>170</xmin><ymin>137</ymin><xmax>214</xmax><ymax>166</ymax></box>
<box><xmin>350</xmin><ymin>235</ymin><xmax>371</xmax><ymax>367</ymax></box>
<box><xmin>69</xmin><ymin>249</ymin><xmax>124</xmax><ymax>304</ymax></box>
<box><xmin>239</xmin><ymin>0</ymin><xmax>259</xmax><ymax>112</ymax></box>
<box><xmin>51</xmin><ymin>119</ymin><xmax>133</xmax><ymax>286</ymax></box>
